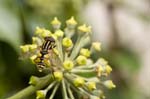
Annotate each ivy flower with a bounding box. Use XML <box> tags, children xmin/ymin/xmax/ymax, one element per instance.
<box><xmin>18</xmin><ymin>17</ymin><xmax>116</xmax><ymax>99</ymax></box>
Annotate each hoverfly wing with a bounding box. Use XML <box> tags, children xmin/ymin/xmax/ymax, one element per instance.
<box><xmin>48</xmin><ymin>50</ymin><xmax>62</xmax><ymax>68</ymax></box>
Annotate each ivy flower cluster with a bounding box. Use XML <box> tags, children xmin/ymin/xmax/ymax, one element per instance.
<box><xmin>20</xmin><ymin>17</ymin><xmax>116</xmax><ymax>99</ymax></box>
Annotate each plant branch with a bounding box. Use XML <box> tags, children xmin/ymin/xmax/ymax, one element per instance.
<box><xmin>7</xmin><ymin>74</ymin><xmax>54</xmax><ymax>99</ymax></box>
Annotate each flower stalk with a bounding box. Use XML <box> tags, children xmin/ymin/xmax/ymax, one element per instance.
<box><xmin>8</xmin><ymin>74</ymin><xmax>54</xmax><ymax>99</ymax></box>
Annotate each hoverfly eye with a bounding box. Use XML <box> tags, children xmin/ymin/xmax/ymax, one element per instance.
<box><xmin>44</xmin><ymin>36</ymin><xmax>55</xmax><ymax>42</ymax></box>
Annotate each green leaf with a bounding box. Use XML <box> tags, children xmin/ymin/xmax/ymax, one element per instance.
<box><xmin>0</xmin><ymin>3</ymin><xmax>22</xmax><ymax>51</ymax></box>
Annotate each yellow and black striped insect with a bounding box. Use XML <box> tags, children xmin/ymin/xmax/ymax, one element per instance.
<box><xmin>41</xmin><ymin>37</ymin><xmax>56</xmax><ymax>55</ymax></box>
<box><xmin>35</xmin><ymin>36</ymin><xmax>56</xmax><ymax>71</ymax></box>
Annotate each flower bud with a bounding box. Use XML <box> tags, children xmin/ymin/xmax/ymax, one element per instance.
<box><xmin>41</xmin><ymin>29</ymin><xmax>51</xmax><ymax>38</ymax></box>
<box><xmin>105</xmin><ymin>65</ymin><xmax>112</xmax><ymax>74</ymax></box>
<box><xmin>80</xmin><ymin>48</ymin><xmax>91</xmax><ymax>57</ymax></box>
<box><xmin>78</xmin><ymin>24</ymin><xmax>89</xmax><ymax>33</ymax></box>
<box><xmin>36</xmin><ymin>90</ymin><xmax>46</xmax><ymax>99</ymax></box>
<box><xmin>30</xmin><ymin>55</ymin><xmax>38</xmax><ymax>64</ymax></box>
<box><xmin>35</xmin><ymin>26</ymin><xmax>44</xmax><ymax>35</ymax></box>
<box><xmin>63</xmin><ymin>60</ymin><xmax>74</xmax><ymax>70</ymax></box>
<box><xmin>92</xmin><ymin>42</ymin><xmax>101</xmax><ymax>51</ymax></box>
<box><xmin>86</xmin><ymin>59</ymin><xmax>93</xmax><ymax>65</ymax></box>
<box><xmin>20</xmin><ymin>45</ymin><xmax>29</xmax><ymax>53</ymax></box>
<box><xmin>76</xmin><ymin>55</ymin><xmax>87</xmax><ymax>65</ymax></box>
<box><xmin>74</xmin><ymin>77</ymin><xmax>85</xmax><ymax>87</ymax></box>
<box><xmin>29</xmin><ymin>44</ymin><xmax>38</xmax><ymax>51</ymax></box>
<box><xmin>54</xmin><ymin>71</ymin><xmax>63</xmax><ymax>81</ymax></box>
<box><xmin>87</xmin><ymin>81</ymin><xmax>96</xmax><ymax>91</ymax></box>
<box><xmin>103</xmin><ymin>80</ymin><xmax>116</xmax><ymax>89</ymax></box>
<box><xmin>29</xmin><ymin>76</ymin><xmax>39</xmax><ymax>86</ymax></box>
<box><xmin>97</xmin><ymin>58</ymin><xmax>108</xmax><ymax>66</ymax></box>
<box><xmin>87</xmin><ymin>26</ymin><xmax>92</xmax><ymax>33</ymax></box>
<box><xmin>93</xmin><ymin>90</ymin><xmax>105</xmax><ymax>99</ymax></box>
<box><xmin>62</xmin><ymin>37</ymin><xmax>73</xmax><ymax>48</ymax></box>
<box><xmin>66</xmin><ymin>16</ymin><xmax>77</xmax><ymax>29</ymax></box>
<box><xmin>34</xmin><ymin>57</ymin><xmax>41</xmax><ymax>63</ymax></box>
<box><xmin>51</xmin><ymin>34</ymin><xmax>57</xmax><ymax>40</ymax></box>
<box><xmin>51</xmin><ymin>17</ymin><xmax>61</xmax><ymax>29</ymax></box>
<box><xmin>95</xmin><ymin>65</ymin><xmax>104</xmax><ymax>77</ymax></box>
<box><xmin>32</xmin><ymin>37</ymin><xmax>42</xmax><ymax>45</ymax></box>
<box><xmin>54</xmin><ymin>29</ymin><xmax>64</xmax><ymax>37</ymax></box>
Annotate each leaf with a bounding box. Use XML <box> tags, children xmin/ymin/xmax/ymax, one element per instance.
<box><xmin>0</xmin><ymin>3</ymin><xmax>22</xmax><ymax>52</ymax></box>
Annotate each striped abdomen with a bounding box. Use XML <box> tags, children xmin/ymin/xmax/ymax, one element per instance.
<box><xmin>41</xmin><ymin>37</ymin><xmax>56</xmax><ymax>54</ymax></box>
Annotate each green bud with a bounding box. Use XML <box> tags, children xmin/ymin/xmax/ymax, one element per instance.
<box><xmin>66</xmin><ymin>16</ymin><xmax>77</xmax><ymax>29</ymax></box>
<box><xmin>92</xmin><ymin>42</ymin><xmax>101</xmax><ymax>51</ymax></box>
<box><xmin>95</xmin><ymin>65</ymin><xmax>104</xmax><ymax>77</ymax></box>
<box><xmin>78</xmin><ymin>24</ymin><xmax>89</xmax><ymax>33</ymax></box>
<box><xmin>54</xmin><ymin>29</ymin><xmax>64</xmax><ymax>37</ymax></box>
<box><xmin>35</xmin><ymin>27</ymin><xmax>44</xmax><ymax>35</ymax></box>
<box><xmin>97</xmin><ymin>58</ymin><xmax>108</xmax><ymax>66</ymax></box>
<box><xmin>41</xmin><ymin>29</ymin><xmax>51</xmax><ymax>38</ymax></box>
<box><xmin>29</xmin><ymin>44</ymin><xmax>38</xmax><ymax>51</ymax></box>
<box><xmin>63</xmin><ymin>60</ymin><xmax>74</xmax><ymax>70</ymax></box>
<box><xmin>54</xmin><ymin>71</ymin><xmax>63</xmax><ymax>81</ymax></box>
<box><xmin>30</xmin><ymin>55</ymin><xmax>37</xmax><ymax>64</ymax></box>
<box><xmin>76</xmin><ymin>55</ymin><xmax>87</xmax><ymax>65</ymax></box>
<box><xmin>36</xmin><ymin>90</ymin><xmax>46</xmax><ymax>99</ymax></box>
<box><xmin>51</xmin><ymin>17</ymin><xmax>61</xmax><ymax>30</ymax></box>
<box><xmin>87</xmin><ymin>81</ymin><xmax>96</xmax><ymax>91</ymax></box>
<box><xmin>74</xmin><ymin>77</ymin><xmax>85</xmax><ymax>87</ymax></box>
<box><xmin>29</xmin><ymin>76</ymin><xmax>39</xmax><ymax>86</ymax></box>
<box><xmin>80</xmin><ymin>48</ymin><xmax>91</xmax><ymax>57</ymax></box>
<box><xmin>62</xmin><ymin>37</ymin><xmax>73</xmax><ymax>48</ymax></box>
<box><xmin>103</xmin><ymin>80</ymin><xmax>116</xmax><ymax>89</ymax></box>
<box><xmin>20</xmin><ymin>45</ymin><xmax>29</xmax><ymax>53</ymax></box>
<box><xmin>105</xmin><ymin>65</ymin><xmax>112</xmax><ymax>75</ymax></box>
<box><xmin>32</xmin><ymin>37</ymin><xmax>42</xmax><ymax>45</ymax></box>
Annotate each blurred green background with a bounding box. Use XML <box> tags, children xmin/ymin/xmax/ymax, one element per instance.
<box><xmin>0</xmin><ymin>0</ymin><xmax>150</xmax><ymax>99</ymax></box>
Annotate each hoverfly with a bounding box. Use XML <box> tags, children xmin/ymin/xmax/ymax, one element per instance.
<box><xmin>34</xmin><ymin>36</ymin><xmax>57</xmax><ymax>72</ymax></box>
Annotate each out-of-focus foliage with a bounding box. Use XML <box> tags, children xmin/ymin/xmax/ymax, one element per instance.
<box><xmin>83</xmin><ymin>0</ymin><xmax>149</xmax><ymax>98</ymax></box>
<box><xmin>26</xmin><ymin>0</ymin><xmax>88</xmax><ymax>16</ymax></box>
<box><xmin>0</xmin><ymin>0</ymin><xmax>22</xmax><ymax>51</ymax></box>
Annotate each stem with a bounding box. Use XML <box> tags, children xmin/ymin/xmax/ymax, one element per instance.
<box><xmin>73</xmin><ymin>64</ymin><xmax>95</xmax><ymax>69</ymax></box>
<box><xmin>64</xmin><ymin>74</ymin><xmax>83</xmax><ymax>95</ymax></box>
<box><xmin>70</xmin><ymin>73</ymin><xmax>98</xmax><ymax>82</ymax></box>
<box><xmin>7</xmin><ymin>74</ymin><xmax>54</xmax><ymax>99</ymax></box>
<box><xmin>70</xmin><ymin>34</ymin><xmax>90</xmax><ymax>60</ymax></box>
<box><xmin>78</xmin><ymin>88</ymin><xmax>90</xmax><ymax>97</ymax></box>
<box><xmin>49</xmin><ymin>83</ymin><xmax>60</xmax><ymax>99</ymax></box>
<box><xmin>56</xmin><ymin>38</ymin><xmax>63</xmax><ymax>61</ymax></box>
<box><xmin>45</xmin><ymin>81</ymin><xmax>57</xmax><ymax>92</ymax></box>
<box><xmin>62</xmin><ymin>80</ymin><xmax>68</xmax><ymax>99</ymax></box>
<box><xmin>67</xmin><ymin>85</ymin><xmax>75</xmax><ymax>99</ymax></box>
<box><xmin>64</xmin><ymin>52</ymin><xmax>69</xmax><ymax>61</ymax></box>
<box><xmin>71</xmin><ymin>69</ymin><xmax>95</xmax><ymax>73</ymax></box>
<box><xmin>70</xmin><ymin>36</ymin><xmax>82</xmax><ymax>60</ymax></box>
